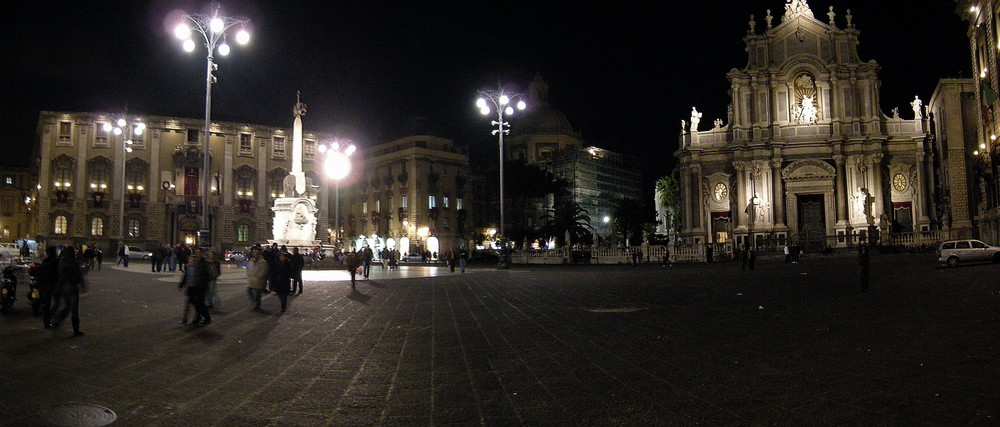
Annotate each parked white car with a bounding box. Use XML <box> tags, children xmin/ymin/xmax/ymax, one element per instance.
<box><xmin>937</xmin><ymin>239</ymin><xmax>1000</xmax><ymax>267</ymax></box>
<box><xmin>0</xmin><ymin>243</ymin><xmax>22</xmax><ymax>260</ymax></box>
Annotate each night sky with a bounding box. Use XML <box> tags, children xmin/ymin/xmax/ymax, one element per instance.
<box><xmin>3</xmin><ymin>0</ymin><xmax>970</xmax><ymax>195</ymax></box>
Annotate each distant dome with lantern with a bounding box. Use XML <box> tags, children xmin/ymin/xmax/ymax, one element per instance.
<box><xmin>511</xmin><ymin>73</ymin><xmax>580</xmax><ymax>137</ymax></box>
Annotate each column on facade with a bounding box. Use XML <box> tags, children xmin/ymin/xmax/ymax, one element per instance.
<box><xmin>692</xmin><ymin>165</ymin><xmax>703</xmax><ymax>232</ymax></box>
<box><xmin>680</xmin><ymin>165</ymin><xmax>692</xmax><ymax>233</ymax></box>
<box><xmin>871</xmin><ymin>153</ymin><xmax>884</xmax><ymax>223</ymax></box>
<box><xmin>834</xmin><ymin>154</ymin><xmax>848</xmax><ymax>224</ymax></box>
<box><xmin>734</xmin><ymin>161</ymin><xmax>747</xmax><ymax>229</ymax></box>
<box><xmin>915</xmin><ymin>151</ymin><xmax>929</xmax><ymax>226</ymax></box>
<box><xmin>771</xmin><ymin>158</ymin><xmax>784</xmax><ymax>227</ymax></box>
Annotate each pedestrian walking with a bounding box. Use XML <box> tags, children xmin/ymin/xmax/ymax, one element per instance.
<box><xmin>151</xmin><ymin>244</ymin><xmax>162</xmax><ymax>272</ymax></box>
<box><xmin>246</xmin><ymin>250</ymin><xmax>268</xmax><ymax>309</ymax></box>
<box><xmin>167</xmin><ymin>244</ymin><xmax>177</xmax><ymax>272</ymax></box>
<box><xmin>459</xmin><ymin>247</ymin><xmax>468</xmax><ymax>273</ymax></box>
<box><xmin>747</xmin><ymin>246</ymin><xmax>757</xmax><ymax>270</ymax></box>
<box><xmin>345</xmin><ymin>250</ymin><xmax>362</xmax><ymax>289</ymax></box>
<box><xmin>177</xmin><ymin>243</ymin><xmax>190</xmax><ymax>272</ymax></box>
<box><xmin>446</xmin><ymin>248</ymin><xmax>456</xmax><ymax>273</ymax></box>
<box><xmin>858</xmin><ymin>244</ymin><xmax>871</xmax><ymax>291</ymax></box>
<box><xmin>95</xmin><ymin>248</ymin><xmax>103</xmax><ymax>270</ymax></box>
<box><xmin>362</xmin><ymin>246</ymin><xmax>373</xmax><ymax>279</ymax></box>
<box><xmin>290</xmin><ymin>247</ymin><xmax>304</xmax><ymax>294</ymax></box>
<box><xmin>783</xmin><ymin>244</ymin><xmax>791</xmax><ymax>263</ymax></box>
<box><xmin>381</xmin><ymin>248</ymin><xmax>390</xmax><ymax>270</ymax></box>
<box><xmin>177</xmin><ymin>248</ymin><xmax>211</xmax><ymax>326</ymax></box>
<box><xmin>271</xmin><ymin>252</ymin><xmax>293</xmax><ymax>313</ymax></box>
<box><xmin>33</xmin><ymin>246</ymin><xmax>60</xmax><ymax>329</ymax></box>
<box><xmin>51</xmin><ymin>246</ymin><xmax>86</xmax><ymax>337</ymax></box>
<box><xmin>740</xmin><ymin>244</ymin><xmax>748</xmax><ymax>270</ymax></box>
<box><xmin>204</xmin><ymin>250</ymin><xmax>221</xmax><ymax>309</ymax></box>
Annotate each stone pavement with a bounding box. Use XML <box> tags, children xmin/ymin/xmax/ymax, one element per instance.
<box><xmin>1</xmin><ymin>253</ymin><xmax>998</xmax><ymax>425</ymax></box>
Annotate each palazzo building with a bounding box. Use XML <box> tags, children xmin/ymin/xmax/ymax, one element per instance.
<box><xmin>340</xmin><ymin>134</ymin><xmax>474</xmax><ymax>257</ymax></box>
<box><xmin>33</xmin><ymin>110</ymin><xmax>332</xmax><ymax>253</ymax></box>
<box><xmin>674</xmin><ymin>1</ymin><xmax>934</xmax><ymax>250</ymax></box>
<box><xmin>0</xmin><ymin>167</ymin><xmax>37</xmax><ymax>243</ymax></box>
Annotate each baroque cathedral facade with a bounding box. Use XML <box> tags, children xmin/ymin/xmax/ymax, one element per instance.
<box><xmin>675</xmin><ymin>1</ymin><xmax>934</xmax><ymax>250</ymax></box>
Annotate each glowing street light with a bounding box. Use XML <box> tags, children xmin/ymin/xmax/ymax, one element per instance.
<box><xmin>318</xmin><ymin>140</ymin><xmax>356</xmax><ymax>247</ymax></box>
<box><xmin>104</xmin><ymin>118</ymin><xmax>145</xmax><ymax>241</ymax></box>
<box><xmin>476</xmin><ymin>86</ymin><xmax>526</xmax><ymax>246</ymax></box>
<box><xmin>173</xmin><ymin>3</ymin><xmax>250</xmax><ymax>248</ymax></box>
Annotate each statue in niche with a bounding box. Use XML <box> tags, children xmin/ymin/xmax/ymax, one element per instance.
<box><xmin>911</xmin><ymin>96</ymin><xmax>923</xmax><ymax>119</ymax></box>
<box><xmin>854</xmin><ymin>187</ymin><xmax>875</xmax><ymax>225</ymax></box>
<box><xmin>793</xmin><ymin>73</ymin><xmax>819</xmax><ymax>124</ymax></box>
<box><xmin>746</xmin><ymin>194</ymin><xmax>762</xmax><ymax>225</ymax></box>
<box><xmin>690</xmin><ymin>107</ymin><xmax>702</xmax><ymax>132</ymax></box>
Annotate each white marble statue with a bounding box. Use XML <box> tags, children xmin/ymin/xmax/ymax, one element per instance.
<box><xmin>690</xmin><ymin>107</ymin><xmax>702</xmax><ymax>132</ymax></box>
<box><xmin>271</xmin><ymin>93</ymin><xmax>321</xmax><ymax>247</ymax></box>
<box><xmin>911</xmin><ymin>96</ymin><xmax>923</xmax><ymax>119</ymax></box>
<box><xmin>799</xmin><ymin>96</ymin><xmax>817</xmax><ymax>124</ymax></box>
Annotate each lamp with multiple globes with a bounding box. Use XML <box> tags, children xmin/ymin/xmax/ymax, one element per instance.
<box><xmin>318</xmin><ymin>141</ymin><xmax>356</xmax><ymax>247</ymax></box>
<box><xmin>103</xmin><ymin>119</ymin><xmax>145</xmax><ymax>241</ymax></box>
<box><xmin>476</xmin><ymin>87</ymin><xmax>526</xmax><ymax>262</ymax></box>
<box><xmin>173</xmin><ymin>4</ymin><xmax>250</xmax><ymax>248</ymax></box>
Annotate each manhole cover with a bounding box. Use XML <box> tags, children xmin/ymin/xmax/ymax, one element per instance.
<box><xmin>40</xmin><ymin>403</ymin><xmax>117</xmax><ymax>426</ymax></box>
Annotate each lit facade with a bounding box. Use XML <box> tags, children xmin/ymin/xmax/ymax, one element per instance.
<box><xmin>0</xmin><ymin>167</ymin><xmax>37</xmax><ymax>243</ymax></box>
<box><xmin>33</xmin><ymin>111</ymin><xmax>331</xmax><ymax>253</ymax></box>
<box><xmin>341</xmin><ymin>135</ymin><xmax>473</xmax><ymax>257</ymax></box>
<box><xmin>928</xmin><ymin>79</ymin><xmax>979</xmax><ymax>240</ymax></box>
<box><xmin>675</xmin><ymin>1</ymin><xmax>934</xmax><ymax>250</ymax></box>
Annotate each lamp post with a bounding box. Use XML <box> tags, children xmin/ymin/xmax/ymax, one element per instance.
<box><xmin>104</xmin><ymin>118</ymin><xmax>145</xmax><ymax>243</ymax></box>
<box><xmin>174</xmin><ymin>4</ymin><xmax>250</xmax><ymax>248</ymax></box>
<box><xmin>318</xmin><ymin>140</ymin><xmax>356</xmax><ymax>248</ymax></box>
<box><xmin>476</xmin><ymin>87</ymin><xmax>526</xmax><ymax>248</ymax></box>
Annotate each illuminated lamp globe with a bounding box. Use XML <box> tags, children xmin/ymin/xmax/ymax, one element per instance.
<box><xmin>517</xmin><ymin>100</ymin><xmax>526</xmax><ymax>110</ymax></box>
<box><xmin>218</xmin><ymin>43</ymin><xmax>231</xmax><ymax>56</ymax></box>
<box><xmin>103</xmin><ymin>123</ymin><xmax>112</xmax><ymax>132</ymax></box>
<box><xmin>210</xmin><ymin>18</ymin><xmax>225</xmax><ymax>33</ymax></box>
<box><xmin>174</xmin><ymin>23</ymin><xmax>191</xmax><ymax>40</ymax></box>
<box><xmin>236</xmin><ymin>29</ymin><xmax>250</xmax><ymax>44</ymax></box>
<box><xmin>479</xmin><ymin>106</ymin><xmax>490</xmax><ymax>115</ymax></box>
<box><xmin>183</xmin><ymin>39</ymin><xmax>196</xmax><ymax>52</ymax></box>
<box><xmin>505</xmin><ymin>106</ymin><xmax>514</xmax><ymax>115</ymax></box>
<box><xmin>498</xmin><ymin>95</ymin><xmax>509</xmax><ymax>105</ymax></box>
<box><xmin>324</xmin><ymin>152</ymin><xmax>352</xmax><ymax>180</ymax></box>
<box><xmin>344</xmin><ymin>145</ymin><xmax>356</xmax><ymax>156</ymax></box>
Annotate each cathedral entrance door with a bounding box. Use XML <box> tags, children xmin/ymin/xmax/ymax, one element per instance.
<box><xmin>797</xmin><ymin>194</ymin><xmax>825</xmax><ymax>252</ymax></box>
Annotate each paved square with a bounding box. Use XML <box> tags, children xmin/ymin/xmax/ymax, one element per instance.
<box><xmin>1</xmin><ymin>253</ymin><xmax>997</xmax><ymax>425</ymax></box>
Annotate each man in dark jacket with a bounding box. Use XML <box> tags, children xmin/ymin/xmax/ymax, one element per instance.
<box><xmin>178</xmin><ymin>248</ymin><xmax>211</xmax><ymax>326</ymax></box>
<box><xmin>33</xmin><ymin>246</ymin><xmax>60</xmax><ymax>328</ymax></box>
<box><xmin>271</xmin><ymin>252</ymin><xmax>293</xmax><ymax>313</ymax></box>
<box><xmin>290</xmin><ymin>247</ymin><xmax>305</xmax><ymax>294</ymax></box>
<box><xmin>52</xmin><ymin>246</ymin><xmax>86</xmax><ymax>336</ymax></box>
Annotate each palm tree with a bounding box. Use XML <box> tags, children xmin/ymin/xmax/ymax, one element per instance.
<box><xmin>611</xmin><ymin>196</ymin><xmax>654</xmax><ymax>246</ymax></box>
<box><xmin>655</xmin><ymin>169</ymin><xmax>683</xmax><ymax>238</ymax></box>
<box><xmin>540</xmin><ymin>200</ymin><xmax>593</xmax><ymax>246</ymax></box>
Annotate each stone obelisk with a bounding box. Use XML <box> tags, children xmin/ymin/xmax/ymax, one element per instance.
<box><xmin>270</xmin><ymin>92</ymin><xmax>320</xmax><ymax>247</ymax></box>
<box><xmin>291</xmin><ymin>91</ymin><xmax>307</xmax><ymax>196</ymax></box>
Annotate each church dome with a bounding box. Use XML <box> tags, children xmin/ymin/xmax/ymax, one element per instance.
<box><xmin>511</xmin><ymin>73</ymin><xmax>580</xmax><ymax>137</ymax></box>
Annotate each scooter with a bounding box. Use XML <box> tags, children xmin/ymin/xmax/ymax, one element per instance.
<box><xmin>25</xmin><ymin>264</ymin><xmax>41</xmax><ymax>316</ymax></box>
<box><xmin>0</xmin><ymin>266</ymin><xmax>17</xmax><ymax>314</ymax></box>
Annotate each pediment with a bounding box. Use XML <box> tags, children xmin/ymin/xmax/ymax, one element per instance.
<box><xmin>781</xmin><ymin>159</ymin><xmax>836</xmax><ymax>181</ymax></box>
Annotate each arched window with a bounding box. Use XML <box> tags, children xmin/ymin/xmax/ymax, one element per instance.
<box><xmin>236</xmin><ymin>224</ymin><xmax>250</xmax><ymax>243</ymax></box>
<box><xmin>54</xmin><ymin>215</ymin><xmax>68</xmax><ymax>235</ymax></box>
<box><xmin>127</xmin><ymin>218</ymin><xmax>141</xmax><ymax>238</ymax></box>
<box><xmin>91</xmin><ymin>217</ymin><xmax>104</xmax><ymax>236</ymax></box>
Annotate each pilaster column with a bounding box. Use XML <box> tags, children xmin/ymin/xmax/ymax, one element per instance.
<box><xmin>915</xmin><ymin>151</ymin><xmax>930</xmax><ymax>225</ymax></box>
<box><xmin>691</xmin><ymin>164</ymin><xmax>704</xmax><ymax>233</ymax></box>
<box><xmin>834</xmin><ymin>154</ymin><xmax>848</xmax><ymax>224</ymax></box>
<box><xmin>734</xmin><ymin>161</ymin><xmax>748</xmax><ymax>229</ymax></box>
<box><xmin>680</xmin><ymin>165</ymin><xmax>692</xmax><ymax>233</ymax></box>
<box><xmin>771</xmin><ymin>158</ymin><xmax>785</xmax><ymax>227</ymax></box>
<box><xmin>871</xmin><ymin>153</ymin><xmax>884</xmax><ymax>223</ymax></box>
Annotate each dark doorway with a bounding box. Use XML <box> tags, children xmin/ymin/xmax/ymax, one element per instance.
<box><xmin>797</xmin><ymin>194</ymin><xmax>826</xmax><ymax>252</ymax></box>
<box><xmin>711</xmin><ymin>212</ymin><xmax>731</xmax><ymax>244</ymax></box>
<box><xmin>893</xmin><ymin>202</ymin><xmax>913</xmax><ymax>233</ymax></box>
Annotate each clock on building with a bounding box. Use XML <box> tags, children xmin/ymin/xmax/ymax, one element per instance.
<box><xmin>713</xmin><ymin>182</ymin><xmax>728</xmax><ymax>201</ymax></box>
<box><xmin>892</xmin><ymin>173</ymin><xmax>907</xmax><ymax>192</ymax></box>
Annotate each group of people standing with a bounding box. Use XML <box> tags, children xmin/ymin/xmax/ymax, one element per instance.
<box><xmin>441</xmin><ymin>247</ymin><xmax>469</xmax><ymax>273</ymax></box>
<box><xmin>243</xmin><ymin>243</ymin><xmax>305</xmax><ymax>313</ymax></box>
<box><xmin>31</xmin><ymin>245</ymin><xmax>89</xmax><ymax>337</ymax></box>
<box><xmin>150</xmin><ymin>243</ymin><xmax>194</xmax><ymax>273</ymax></box>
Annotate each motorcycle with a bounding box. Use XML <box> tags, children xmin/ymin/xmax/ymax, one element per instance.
<box><xmin>25</xmin><ymin>263</ymin><xmax>42</xmax><ymax>316</ymax></box>
<box><xmin>0</xmin><ymin>265</ymin><xmax>17</xmax><ymax>314</ymax></box>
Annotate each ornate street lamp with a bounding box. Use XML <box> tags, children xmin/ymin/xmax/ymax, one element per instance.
<box><xmin>174</xmin><ymin>3</ymin><xmax>250</xmax><ymax>248</ymax></box>
<box><xmin>103</xmin><ymin>118</ymin><xmax>145</xmax><ymax>243</ymax></box>
<box><xmin>318</xmin><ymin>140</ymin><xmax>356</xmax><ymax>248</ymax></box>
<box><xmin>476</xmin><ymin>86</ymin><xmax>526</xmax><ymax>247</ymax></box>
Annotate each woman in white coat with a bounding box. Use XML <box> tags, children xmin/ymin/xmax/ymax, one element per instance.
<box><xmin>245</xmin><ymin>250</ymin><xmax>268</xmax><ymax>310</ymax></box>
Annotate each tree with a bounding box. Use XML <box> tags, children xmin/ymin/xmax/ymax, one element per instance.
<box><xmin>655</xmin><ymin>168</ymin><xmax>683</xmax><ymax>238</ymax></box>
<box><xmin>540</xmin><ymin>200</ymin><xmax>593</xmax><ymax>246</ymax></box>
<box><xmin>611</xmin><ymin>196</ymin><xmax>655</xmax><ymax>246</ymax></box>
